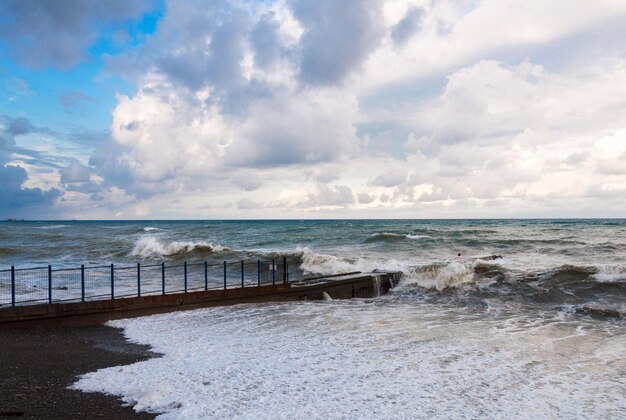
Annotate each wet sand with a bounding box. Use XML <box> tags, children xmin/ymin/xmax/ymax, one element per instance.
<box><xmin>0</xmin><ymin>324</ymin><xmax>158</xmax><ymax>419</ymax></box>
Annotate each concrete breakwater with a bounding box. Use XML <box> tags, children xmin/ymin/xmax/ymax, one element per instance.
<box><xmin>0</xmin><ymin>271</ymin><xmax>402</xmax><ymax>327</ymax></box>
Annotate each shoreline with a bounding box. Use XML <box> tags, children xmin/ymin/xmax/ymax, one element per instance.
<box><xmin>0</xmin><ymin>324</ymin><xmax>159</xmax><ymax>419</ymax></box>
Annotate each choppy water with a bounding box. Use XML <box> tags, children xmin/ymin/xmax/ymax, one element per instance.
<box><xmin>1</xmin><ymin>219</ymin><xmax>625</xmax><ymax>318</ymax></box>
<box><xmin>2</xmin><ymin>219</ymin><xmax>625</xmax><ymax>417</ymax></box>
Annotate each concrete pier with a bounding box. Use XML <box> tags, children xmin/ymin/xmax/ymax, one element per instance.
<box><xmin>0</xmin><ymin>271</ymin><xmax>402</xmax><ymax>328</ymax></box>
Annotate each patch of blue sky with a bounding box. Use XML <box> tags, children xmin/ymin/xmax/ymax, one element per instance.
<box><xmin>89</xmin><ymin>4</ymin><xmax>164</xmax><ymax>55</ymax></box>
<box><xmin>0</xmin><ymin>3</ymin><xmax>164</xmax><ymax>136</ymax></box>
<box><xmin>0</xmin><ymin>58</ymin><xmax>130</xmax><ymax>132</ymax></box>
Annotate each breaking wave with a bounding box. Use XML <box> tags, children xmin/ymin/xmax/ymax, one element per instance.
<box><xmin>130</xmin><ymin>236</ymin><xmax>229</xmax><ymax>258</ymax></box>
<box><xmin>365</xmin><ymin>232</ymin><xmax>430</xmax><ymax>243</ymax></box>
<box><xmin>142</xmin><ymin>227</ymin><xmax>164</xmax><ymax>232</ymax></box>
<box><xmin>393</xmin><ymin>261</ymin><xmax>626</xmax><ymax>315</ymax></box>
<box><xmin>294</xmin><ymin>247</ymin><xmax>367</xmax><ymax>275</ymax></box>
<box><xmin>592</xmin><ymin>265</ymin><xmax>626</xmax><ymax>283</ymax></box>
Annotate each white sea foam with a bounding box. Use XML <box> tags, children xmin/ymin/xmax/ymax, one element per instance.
<box><xmin>368</xmin><ymin>232</ymin><xmax>430</xmax><ymax>240</ymax></box>
<box><xmin>403</xmin><ymin>261</ymin><xmax>474</xmax><ymax>291</ymax></box>
<box><xmin>295</xmin><ymin>246</ymin><xmax>368</xmax><ymax>275</ymax></box>
<box><xmin>395</xmin><ymin>257</ymin><xmax>516</xmax><ymax>291</ymax></box>
<box><xmin>73</xmin><ymin>302</ymin><xmax>625</xmax><ymax>419</ymax></box>
<box><xmin>294</xmin><ymin>247</ymin><xmax>475</xmax><ymax>291</ymax></box>
<box><xmin>371</xmin><ymin>232</ymin><xmax>405</xmax><ymax>238</ymax></box>
<box><xmin>130</xmin><ymin>236</ymin><xmax>228</xmax><ymax>258</ymax></box>
<box><xmin>36</xmin><ymin>224</ymin><xmax>67</xmax><ymax>229</ymax></box>
<box><xmin>142</xmin><ymin>227</ymin><xmax>164</xmax><ymax>232</ymax></box>
<box><xmin>593</xmin><ymin>265</ymin><xmax>626</xmax><ymax>283</ymax></box>
<box><xmin>405</xmin><ymin>234</ymin><xmax>430</xmax><ymax>239</ymax></box>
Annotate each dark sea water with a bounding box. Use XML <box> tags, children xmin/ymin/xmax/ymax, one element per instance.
<box><xmin>1</xmin><ymin>219</ymin><xmax>625</xmax><ymax>317</ymax></box>
<box><xmin>3</xmin><ymin>219</ymin><xmax>625</xmax><ymax>417</ymax></box>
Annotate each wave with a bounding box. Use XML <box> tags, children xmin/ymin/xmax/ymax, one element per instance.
<box><xmin>400</xmin><ymin>259</ymin><xmax>502</xmax><ymax>291</ymax></box>
<box><xmin>294</xmin><ymin>247</ymin><xmax>366</xmax><ymax>275</ymax></box>
<box><xmin>36</xmin><ymin>224</ymin><xmax>68</xmax><ymax>230</ymax></box>
<box><xmin>142</xmin><ymin>227</ymin><xmax>164</xmax><ymax>232</ymax></box>
<box><xmin>365</xmin><ymin>232</ymin><xmax>430</xmax><ymax>243</ymax></box>
<box><xmin>400</xmin><ymin>259</ymin><xmax>626</xmax><ymax>305</ymax></box>
<box><xmin>130</xmin><ymin>236</ymin><xmax>229</xmax><ymax>258</ymax></box>
<box><xmin>406</xmin><ymin>234</ymin><xmax>430</xmax><ymax>240</ymax></box>
<box><xmin>592</xmin><ymin>266</ymin><xmax>626</xmax><ymax>283</ymax></box>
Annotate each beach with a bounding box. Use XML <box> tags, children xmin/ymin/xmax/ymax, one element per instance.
<box><xmin>0</xmin><ymin>324</ymin><xmax>157</xmax><ymax>419</ymax></box>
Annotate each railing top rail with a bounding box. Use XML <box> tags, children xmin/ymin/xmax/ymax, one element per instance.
<box><xmin>2</xmin><ymin>257</ymin><xmax>288</xmax><ymax>272</ymax></box>
<box><xmin>9</xmin><ymin>266</ymin><xmax>50</xmax><ymax>272</ymax></box>
<box><xmin>82</xmin><ymin>265</ymin><xmax>118</xmax><ymax>270</ymax></box>
<box><xmin>293</xmin><ymin>271</ymin><xmax>362</xmax><ymax>283</ymax></box>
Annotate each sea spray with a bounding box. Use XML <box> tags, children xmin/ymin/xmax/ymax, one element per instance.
<box><xmin>295</xmin><ymin>246</ymin><xmax>364</xmax><ymax>275</ymax></box>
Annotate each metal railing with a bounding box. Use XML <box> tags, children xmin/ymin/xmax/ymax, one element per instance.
<box><xmin>0</xmin><ymin>257</ymin><xmax>288</xmax><ymax>307</ymax></box>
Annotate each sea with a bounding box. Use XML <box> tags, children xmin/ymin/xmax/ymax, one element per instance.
<box><xmin>2</xmin><ymin>219</ymin><xmax>625</xmax><ymax>418</ymax></box>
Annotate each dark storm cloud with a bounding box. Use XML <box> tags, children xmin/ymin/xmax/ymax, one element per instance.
<box><xmin>391</xmin><ymin>6</ymin><xmax>423</xmax><ymax>46</ymax></box>
<box><xmin>0</xmin><ymin>117</ymin><xmax>60</xmax><ymax>216</ymax></box>
<box><xmin>0</xmin><ymin>0</ymin><xmax>155</xmax><ymax>68</ymax></box>
<box><xmin>290</xmin><ymin>0</ymin><xmax>384</xmax><ymax>85</ymax></box>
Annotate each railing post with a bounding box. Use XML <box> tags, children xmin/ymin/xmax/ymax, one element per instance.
<box><xmin>257</xmin><ymin>260</ymin><xmax>260</xmax><ymax>287</ymax></box>
<box><xmin>223</xmin><ymin>261</ymin><xmax>227</xmax><ymax>290</ymax></box>
<box><xmin>241</xmin><ymin>260</ymin><xmax>244</xmax><ymax>288</ymax></box>
<box><xmin>184</xmin><ymin>262</ymin><xmax>188</xmax><ymax>293</ymax></box>
<box><xmin>272</xmin><ymin>259</ymin><xmax>275</xmax><ymax>285</ymax></box>
<box><xmin>161</xmin><ymin>262</ymin><xmax>165</xmax><ymax>295</ymax></box>
<box><xmin>110</xmin><ymin>264</ymin><xmax>114</xmax><ymax>299</ymax></box>
<box><xmin>48</xmin><ymin>265</ymin><xmax>52</xmax><ymax>304</ymax></box>
<box><xmin>283</xmin><ymin>256</ymin><xmax>287</xmax><ymax>284</ymax></box>
<box><xmin>204</xmin><ymin>261</ymin><xmax>208</xmax><ymax>291</ymax></box>
<box><xmin>81</xmin><ymin>264</ymin><xmax>85</xmax><ymax>302</ymax></box>
<box><xmin>137</xmin><ymin>263</ymin><xmax>141</xmax><ymax>297</ymax></box>
<box><xmin>10</xmin><ymin>266</ymin><xmax>15</xmax><ymax>307</ymax></box>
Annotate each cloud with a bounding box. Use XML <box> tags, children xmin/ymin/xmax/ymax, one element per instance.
<box><xmin>357</xmin><ymin>192</ymin><xmax>375</xmax><ymax>204</ymax></box>
<box><xmin>225</xmin><ymin>89</ymin><xmax>359</xmax><ymax>167</ymax></box>
<box><xmin>0</xmin><ymin>164</ymin><xmax>61</xmax><ymax>216</ymax></box>
<box><xmin>232</xmin><ymin>170</ymin><xmax>264</xmax><ymax>191</ymax></box>
<box><xmin>391</xmin><ymin>5</ymin><xmax>423</xmax><ymax>46</ymax></box>
<box><xmin>60</xmin><ymin>159</ymin><xmax>91</xmax><ymax>183</ymax></box>
<box><xmin>360</xmin><ymin>0</ymin><xmax>626</xmax><ymax>91</ymax></box>
<box><xmin>4</xmin><ymin>0</ymin><xmax>624</xmax><ymax>218</ymax></box>
<box><xmin>236</xmin><ymin>198</ymin><xmax>262</xmax><ymax>210</ymax></box>
<box><xmin>0</xmin><ymin>118</ymin><xmax>61</xmax><ymax>216</ymax></box>
<box><xmin>368</xmin><ymin>168</ymin><xmax>407</xmax><ymax>188</ymax></box>
<box><xmin>59</xmin><ymin>91</ymin><xmax>96</xmax><ymax>115</ymax></box>
<box><xmin>305</xmin><ymin>184</ymin><xmax>355</xmax><ymax>206</ymax></box>
<box><xmin>0</xmin><ymin>0</ymin><xmax>156</xmax><ymax>69</ymax></box>
<box><xmin>5</xmin><ymin>78</ymin><xmax>35</xmax><ymax>97</ymax></box>
<box><xmin>291</xmin><ymin>0</ymin><xmax>384</xmax><ymax>85</ymax></box>
<box><xmin>250</xmin><ymin>12</ymin><xmax>284</xmax><ymax>69</ymax></box>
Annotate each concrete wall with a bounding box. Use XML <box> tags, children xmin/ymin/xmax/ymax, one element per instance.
<box><xmin>0</xmin><ymin>272</ymin><xmax>401</xmax><ymax>328</ymax></box>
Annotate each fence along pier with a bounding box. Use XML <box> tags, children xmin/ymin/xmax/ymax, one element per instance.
<box><xmin>0</xmin><ymin>258</ymin><xmax>401</xmax><ymax>326</ymax></box>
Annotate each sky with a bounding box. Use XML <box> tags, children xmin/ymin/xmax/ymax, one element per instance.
<box><xmin>1</xmin><ymin>0</ymin><xmax>625</xmax><ymax>219</ymax></box>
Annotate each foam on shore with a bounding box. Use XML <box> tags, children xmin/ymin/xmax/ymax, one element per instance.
<box><xmin>73</xmin><ymin>301</ymin><xmax>624</xmax><ymax>419</ymax></box>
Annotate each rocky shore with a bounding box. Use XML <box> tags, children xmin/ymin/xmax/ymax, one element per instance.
<box><xmin>0</xmin><ymin>324</ymin><xmax>158</xmax><ymax>419</ymax></box>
